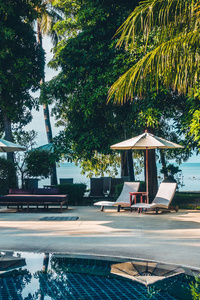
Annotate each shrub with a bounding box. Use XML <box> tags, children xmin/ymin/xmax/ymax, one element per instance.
<box><xmin>138</xmin><ymin>181</ymin><xmax>146</xmax><ymax>192</ymax></box>
<box><xmin>56</xmin><ymin>183</ymin><xmax>87</xmax><ymax>205</ymax></box>
<box><xmin>25</xmin><ymin>149</ymin><xmax>54</xmax><ymax>179</ymax></box>
<box><xmin>114</xmin><ymin>182</ymin><xmax>124</xmax><ymax>198</ymax></box>
<box><xmin>0</xmin><ymin>157</ymin><xmax>17</xmax><ymax>194</ymax></box>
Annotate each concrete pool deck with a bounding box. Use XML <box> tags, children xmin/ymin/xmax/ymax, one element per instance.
<box><xmin>0</xmin><ymin>205</ymin><xmax>200</xmax><ymax>269</ymax></box>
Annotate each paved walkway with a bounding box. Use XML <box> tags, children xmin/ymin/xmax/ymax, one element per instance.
<box><xmin>0</xmin><ymin>206</ymin><xmax>200</xmax><ymax>269</ymax></box>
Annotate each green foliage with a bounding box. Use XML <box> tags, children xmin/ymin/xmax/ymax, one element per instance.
<box><xmin>56</xmin><ymin>183</ymin><xmax>87</xmax><ymax>205</ymax></box>
<box><xmin>190</xmin><ymin>277</ymin><xmax>200</xmax><ymax>300</ymax></box>
<box><xmin>25</xmin><ymin>149</ymin><xmax>55</xmax><ymax>178</ymax></box>
<box><xmin>0</xmin><ymin>157</ymin><xmax>17</xmax><ymax>195</ymax></box>
<box><xmin>13</xmin><ymin>129</ymin><xmax>38</xmax><ymax>150</ymax></box>
<box><xmin>34</xmin><ymin>0</ymin><xmax>63</xmax><ymax>47</ymax></box>
<box><xmin>138</xmin><ymin>108</ymin><xmax>161</xmax><ymax>128</ymax></box>
<box><xmin>114</xmin><ymin>183</ymin><xmax>124</xmax><ymax>198</ymax></box>
<box><xmin>171</xmin><ymin>192</ymin><xmax>200</xmax><ymax>208</ymax></box>
<box><xmin>13</xmin><ymin>129</ymin><xmax>38</xmax><ymax>187</ymax></box>
<box><xmin>45</xmin><ymin>0</ymin><xmax>141</xmax><ymax>161</ymax></box>
<box><xmin>138</xmin><ymin>181</ymin><xmax>146</xmax><ymax>192</ymax></box>
<box><xmin>47</xmin><ymin>0</ymin><xmax>193</xmax><ymax>182</ymax></box>
<box><xmin>76</xmin><ymin>151</ymin><xmax>120</xmax><ymax>178</ymax></box>
<box><xmin>160</xmin><ymin>164</ymin><xmax>181</xmax><ymax>177</ymax></box>
<box><xmin>0</xmin><ymin>0</ymin><xmax>44</xmax><ymax>130</ymax></box>
<box><xmin>189</xmin><ymin>109</ymin><xmax>200</xmax><ymax>146</ymax></box>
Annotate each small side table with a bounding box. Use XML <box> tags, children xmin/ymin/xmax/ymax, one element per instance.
<box><xmin>129</xmin><ymin>192</ymin><xmax>148</xmax><ymax>212</ymax></box>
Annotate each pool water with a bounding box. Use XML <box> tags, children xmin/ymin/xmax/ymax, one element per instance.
<box><xmin>0</xmin><ymin>252</ymin><xmax>199</xmax><ymax>299</ymax></box>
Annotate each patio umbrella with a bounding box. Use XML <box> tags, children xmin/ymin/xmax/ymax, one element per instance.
<box><xmin>0</xmin><ymin>139</ymin><xmax>26</xmax><ymax>152</ymax></box>
<box><xmin>111</xmin><ymin>131</ymin><xmax>183</xmax><ymax>202</ymax></box>
<box><xmin>32</xmin><ymin>143</ymin><xmax>54</xmax><ymax>152</ymax></box>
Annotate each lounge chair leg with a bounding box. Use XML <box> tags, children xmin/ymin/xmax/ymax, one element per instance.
<box><xmin>169</xmin><ymin>205</ymin><xmax>179</xmax><ymax>212</ymax></box>
<box><xmin>118</xmin><ymin>205</ymin><xmax>121</xmax><ymax>212</ymax></box>
<box><xmin>101</xmin><ymin>206</ymin><xmax>104</xmax><ymax>211</ymax></box>
<box><xmin>156</xmin><ymin>208</ymin><xmax>159</xmax><ymax>214</ymax></box>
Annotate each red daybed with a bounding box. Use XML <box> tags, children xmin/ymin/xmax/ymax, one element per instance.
<box><xmin>0</xmin><ymin>188</ymin><xmax>68</xmax><ymax>212</ymax></box>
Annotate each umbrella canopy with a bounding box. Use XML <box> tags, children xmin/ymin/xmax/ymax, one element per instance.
<box><xmin>0</xmin><ymin>139</ymin><xmax>26</xmax><ymax>152</ymax></box>
<box><xmin>111</xmin><ymin>131</ymin><xmax>183</xmax><ymax>202</ymax></box>
<box><xmin>32</xmin><ymin>143</ymin><xmax>54</xmax><ymax>153</ymax></box>
<box><xmin>111</xmin><ymin>132</ymin><xmax>183</xmax><ymax>150</ymax></box>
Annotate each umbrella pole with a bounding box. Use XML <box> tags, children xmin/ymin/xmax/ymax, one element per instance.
<box><xmin>146</xmin><ymin>148</ymin><xmax>149</xmax><ymax>203</ymax></box>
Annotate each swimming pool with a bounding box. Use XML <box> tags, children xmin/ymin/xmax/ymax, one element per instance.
<box><xmin>0</xmin><ymin>251</ymin><xmax>199</xmax><ymax>299</ymax></box>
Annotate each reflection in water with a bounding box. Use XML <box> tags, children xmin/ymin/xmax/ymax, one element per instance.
<box><xmin>0</xmin><ymin>252</ymin><xmax>199</xmax><ymax>299</ymax></box>
<box><xmin>38</xmin><ymin>253</ymin><xmax>50</xmax><ymax>300</ymax></box>
<box><xmin>0</xmin><ymin>251</ymin><xmax>31</xmax><ymax>299</ymax></box>
<box><xmin>0</xmin><ymin>251</ymin><xmax>26</xmax><ymax>273</ymax></box>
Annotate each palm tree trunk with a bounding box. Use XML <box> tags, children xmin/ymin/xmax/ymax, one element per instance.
<box><xmin>37</xmin><ymin>20</ymin><xmax>57</xmax><ymax>185</ymax></box>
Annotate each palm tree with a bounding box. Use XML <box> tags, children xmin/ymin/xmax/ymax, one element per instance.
<box><xmin>109</xmin><ymin>0</ymin><xmax>200</xmax><ymax>103</ymax></box>
<box><xmin>34</xmin><ymin>0</ymin><xmax>62</xmax><ymax>185</ymax></box>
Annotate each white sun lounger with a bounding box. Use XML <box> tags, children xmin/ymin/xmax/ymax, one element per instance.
<box><xmin>131</xmin><ymin>182</ymin><xmax>178</xmax><ymax>213</ymax></box>
<box><xmin>94</xmin><ymin>182</ymin><xmax>140</xmax><ymax>212</ymax></box>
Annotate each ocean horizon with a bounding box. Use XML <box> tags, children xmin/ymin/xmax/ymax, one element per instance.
<box><xmin>38</xmin><ymin>162</ymin><xmax>200</xmax><ymax>192</ymax></box>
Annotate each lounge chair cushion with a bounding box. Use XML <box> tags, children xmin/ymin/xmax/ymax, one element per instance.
<box><xmin>132</xmin><ymin>182</ymin><xmax>177</xmax><ymax>210</ymax></box>
<box><xmin>94</xmin><ymin>182</ymin><xmax>140</xmax><ymax>208</ymax></box>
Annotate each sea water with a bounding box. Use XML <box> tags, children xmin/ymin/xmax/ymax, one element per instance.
<box><xmin>39</xmin><ymin>162</ymin><xmax>200</xmax><ymax>192</ymax></box>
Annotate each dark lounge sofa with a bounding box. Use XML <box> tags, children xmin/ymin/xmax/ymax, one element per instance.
<box><xmin>0</xmin><ymin>188</ymin><xmax>68</xmax><ymax>212</ymax></box>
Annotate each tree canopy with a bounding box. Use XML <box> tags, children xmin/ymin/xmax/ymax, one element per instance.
<box><xmin>43</xmin><ymin>0</ymin><xmax>193</xmax><ymax>185</ymax></box>
<box><xmin>0</xmin><ymin>0</ymin><xmax>44</xmax><ymax>135</ymax></box>
<box><xmin>45</xmin><ymin>0</ymin><xmax>141</xmax><ymax>160</ymax></box>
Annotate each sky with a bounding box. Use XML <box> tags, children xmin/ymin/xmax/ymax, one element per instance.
<box><xmin>25</xmin><ymin>36</ymin><xmax>200</xmax><ymax>164</ymax></box>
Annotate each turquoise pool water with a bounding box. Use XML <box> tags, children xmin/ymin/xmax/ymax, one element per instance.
<box><xmin>0</xmin><ymin>252</ymin><xmax>199</xmax><ymax>299</ymax></box>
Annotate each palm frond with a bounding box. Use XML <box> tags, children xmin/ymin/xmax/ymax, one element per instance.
<box><xmin>116</xmin><ymin>0</ymin><xmax>199</xmax><ymax>49</ymax></box>
<box><xmin>109</xmin><ymin>29</ymin><xmax>200</xmax><ymax>103</ymax></box>
<box><xmin>36</xmin><ymin>0</ymin><xmax>63</xmax><ymax>46</ymax></box>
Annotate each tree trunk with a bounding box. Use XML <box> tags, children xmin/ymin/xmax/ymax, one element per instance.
<box><xmin>42</xmin><ymin>253</ymin><xmax>49</xmax><ymax>273</ymax></box>
<box><xmin>160</xmin><ymin>150</ymin><xmax>167</xmax><ymax>179</ymax></box>
<box><xmin>144</xmin><ymin>127</ymin><xmax>158</xmax><ymax>201</ymax></box>
<box><xmin>37</xmin><ymin>20</ymin><xmax>57</xmax><ymax>186</ymax></box>
<box><xmin>148</xmin><ymin>149</ymin><xmax>158</xmax><ymax>201</ymax></box>
<box><xmin>3</xmin><ymin>114</ymin><xmax>14</xmax><ymax>162</ymax></box>
<box><xmin>121</xmin><ymin>151</ymin><xmax>128</xmax><ymax>177</ymax></box>
<box><xmin>121</xmin><ymin>151</ymin><xmax>135</xmax><ymax>181</ymax></box>
<box><xmin>127</xmin><ymin>150</ymin><xmax>135</xmax><ymax>181</ymax></box>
